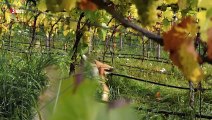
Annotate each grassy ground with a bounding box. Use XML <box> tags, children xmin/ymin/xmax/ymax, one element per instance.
<box><xmin>91</xmin><ymin>44</ymin><xmax>212</xmax><ymax>120</ymax></box>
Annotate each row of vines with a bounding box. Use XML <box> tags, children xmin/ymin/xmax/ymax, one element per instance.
<box><xmin>0</xmin><ymin>0</ymin><xmax>212</xmax><ymax>120</ymax></box>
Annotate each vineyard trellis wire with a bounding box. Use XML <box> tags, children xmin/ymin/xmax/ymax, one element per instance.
<box><xmin>103</xmin><ymin>54</ymin><xmax>170</xmax><ymax>64</ymax></box>
<box><xmin>2</xmin><ymin>41</ymin><xmax>210</xmax><ymax>92</ymax></box>
<box><xmin>94</xmin><ymin>51</ymin><xmax>170</xmax><ymax>62</ymax></box>
<box><xmin>109</xmin><ymin>72</ymin><xmax>211</xmax><ymax>91</ymax></box>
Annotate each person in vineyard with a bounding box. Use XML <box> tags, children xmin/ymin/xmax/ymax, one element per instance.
<box><xmin>82</xmin><ymin>54</ymin><xmax>113</xmax><ymax>101</ymax></box>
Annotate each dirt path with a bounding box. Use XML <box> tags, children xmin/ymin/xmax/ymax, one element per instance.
<box><xmin>33</xmin><ymin>65</ymin><xmax>68</xmax><ymax>120</ymax></box>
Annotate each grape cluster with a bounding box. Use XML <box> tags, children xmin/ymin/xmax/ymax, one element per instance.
<box><xmin>133</xmin><ymin>0</ymin><xmax>159</xmax><ymax>27</ymax></box>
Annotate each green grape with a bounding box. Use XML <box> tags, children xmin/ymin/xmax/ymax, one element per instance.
<box><xmin>83</xmin><ymin>31</ymin><xmax>91</xmax><ymax>44</ymax></box>
<box><xmin>133</xmin><ymin>0</ymin><xmax>161</xmax><ymax>26</ymax></box>
<box><xmin>162</xmin><ymin>7</ymin><xmax>174</xmax><ymax>21</ymax></box>
<box><xmin>129</xmin><ymin>4</ymin><xmax>138</xmax><ymax>18</ymax></box>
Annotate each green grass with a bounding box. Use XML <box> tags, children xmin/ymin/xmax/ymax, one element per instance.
<box><xmin>0</xmin><ymin>51</ymin><xmax>67</xmax><ymax>119</ymax></box>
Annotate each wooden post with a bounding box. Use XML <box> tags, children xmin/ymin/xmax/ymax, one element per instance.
<box><xmin>157</xmin><ymin>30</ymin><xmax>161</xmax><ymax>59</ymax></box>
<box><xmin>142</xmin><ymin>36</ymin><xmax>145</xmax><ymax>60</ymax></box>
<box><xmin>120</xmin><ymin>33</ymin><xmax>123</xmax><ymax>50</ymax></box>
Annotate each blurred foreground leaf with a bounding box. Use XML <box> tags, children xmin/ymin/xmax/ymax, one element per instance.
<box><xmin>50</xmin><ymin>77</ymin><xmax>138</xmax><ymax>120</ymax></box>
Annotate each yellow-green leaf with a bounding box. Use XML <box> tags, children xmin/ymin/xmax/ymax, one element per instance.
<box><xmin>5</xmin><ymin>12</ymin><xmax>11</xmax><ymax>23</ymax></box>
<box><xmin>37</xmin><ymin>0</ymin><xmax>47</xmax><ymax>12</ymax></box>
<box><xmin>165</xmin><ymin>0</ymin><xmax>178</xmax><ymax>4</ymax></box>
<box><xmin>198</xmin><ymin>0</ymin><xmax>212</xmax><ymax>9</ymax></box>
<box><xmin>60</xmin><ymin>0</ymin><xmax>76</xmax><ymax>11</ymax></box>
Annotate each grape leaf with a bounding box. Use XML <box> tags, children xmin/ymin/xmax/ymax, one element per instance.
<box><xmin>179</xmin><ymin>43</ymin><xmax>203</xmax><ymax>83</ymax></box>
<box><xmin>163</xmin><ymin>17</ymin><xmax>203</xmax><ymax>84</ymax></box>
<box><xmin>163</xmin><ymin>17</ymin><xmax>197</xmax><ymax>51</ymax></box>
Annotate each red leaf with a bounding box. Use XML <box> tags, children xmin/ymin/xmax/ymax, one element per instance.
<box><xmin>79</xmin><ymin>0</ymin><xmax>98</xmax><ymax>11</ymax></box>
<box><xmin>155</xmin><ymin>91</ymin><xmax>161</xmax><ymax>101</ymax></box>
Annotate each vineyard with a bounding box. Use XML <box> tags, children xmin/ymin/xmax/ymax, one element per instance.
<box><xmin>0</xmin><ymin>0</ymin><xmax>212</xmax><ymax>120</ymax></box>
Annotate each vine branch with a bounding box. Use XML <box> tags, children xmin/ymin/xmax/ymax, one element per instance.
<box><xmin>69</xmin><ymin>12</ymin><xmax>89</xmax><ymax>75</ymax></box>
<box><xmin>92</xmin><ymin>0</ymin><xmax>163</xmax><ymax>45</ymax></box>
<box><xmin>28</xmin><ymin>12</ymin><xmax>41</xmax><ymax>50</ymax></box>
